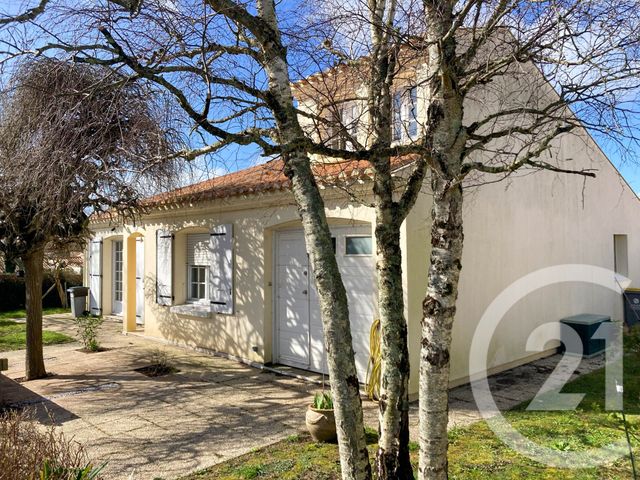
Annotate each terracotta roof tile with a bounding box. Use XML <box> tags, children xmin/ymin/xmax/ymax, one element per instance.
<box><xmin>147</xmin><ymin>155</ymin><xmax>417</xmax><ymax>206</ymax></box>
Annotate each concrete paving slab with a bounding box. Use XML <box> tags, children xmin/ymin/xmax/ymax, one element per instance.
<box><xmin>0</xmin><ymin>313</ymin><xmax>609</xmax><ymax>479</ymax></box>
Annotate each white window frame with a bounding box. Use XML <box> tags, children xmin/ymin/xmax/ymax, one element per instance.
<box><xmin>186</xmin><ymin>233</ymin><xmax>211</xmax><ymax>305</ymax></box>
<box><xmin>392</xmin><ymin>86</ymin><xmax>418</xmax><ymax>142</ymax></box>
<box><xmin>345</xmin><ymin>235</ymin><xmax>373</xmax><ymax>257</ymax></box>
<box><xmin>187</xmin><ymin>264</ymin><xmax>208</xmax><ymax>304</ymax></box>
<box><xmin>342</xmin><ymin>102</ymin><xmax>359</xmax><ymax>150</ymax></box>
<box><xmin>112</xmin><ymin>240</ymin><xmax>123</xmax><ymax>303</ymax></box>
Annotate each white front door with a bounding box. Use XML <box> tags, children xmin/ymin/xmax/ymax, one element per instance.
<box><xmin>136</xmin><ymin>238</ymin><xmax>145</xmax><ymax>325</ymax></box>
<box><xmin>276</xmin><ymin>231</ymin><xmax>310</xmax><ymax>368</ymax></box>
<box><xmin>276</xmin><ymin>226</ymin><xmax>375</xmax><ymax>381</ymax></box>
<box><xmin>112</xmin><ymin>240</ymin><xmax>123</xmax><ymax>315</ymax></box>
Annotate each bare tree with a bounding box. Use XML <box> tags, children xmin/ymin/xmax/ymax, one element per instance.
<box><xmin>0</xmin><ymin>3</ymin><xmax>375</xmax><ymax>478</ymax></box>
<box><xmin>0</xmin><ymin>58</ymin><xmax>175</xmax><ymax>380</ymax></box>
<box><xmin>284</xmin><ymin>1</ymin><xmax>640</xmax><ymax>477</ymax></box>
<box><xmin>4</xmin><ymin>1</ymin><xmax>640</xmax><ymax>479</ymax></box>
<box><xmin>42</xmin><ymin>241</ymin><xmax>85</xmax><ymax>308</ymax></box>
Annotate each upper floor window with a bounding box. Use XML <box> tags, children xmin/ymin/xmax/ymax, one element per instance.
<box><xmin>328</xmin><ymin>102</ymin><xmax>359</xmax><ymax>150</ymax></box>
<box><xmin>393</xmin><ymin>86</ymin><xmax>418</xmax><ymax>142</ymax></box>
<box><xmin>343</xmin><ymin>102</ymin><xmax>359</xmax><ymax>150</ymax></box>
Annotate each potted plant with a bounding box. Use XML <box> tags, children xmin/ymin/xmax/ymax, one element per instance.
<box><xmin>305</xmin><ymin>391</ymin><xmax>336</xmax><ymax>442</ymax></box>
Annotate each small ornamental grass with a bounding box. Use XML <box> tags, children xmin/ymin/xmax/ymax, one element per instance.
<box><xmin>134</xmin><ymin>348</ymin><xmax>179</xmax><ymax>377</ymax></box>
<box><xmin>312</xmin><ymin>391</ymin><xmax>333</xmax><ymax>410</ymax></box>
<box><xmin>0</xmin><ymin>408</ymin><xmax>105</xmax><ymax>480</ymax></box>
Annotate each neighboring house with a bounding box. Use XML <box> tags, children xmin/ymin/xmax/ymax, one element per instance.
<box><xmin>44</xmin><ymin>248</ymin><xmax>84</xmax><ymax>276</ymax></box>
<box><xmin>85</xmin><ymin>54</ymin><xmax>640</xmax><ymax>396</ymax></box>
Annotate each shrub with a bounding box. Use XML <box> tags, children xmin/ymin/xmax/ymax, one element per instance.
<box><xmin>0</xmin><ymin>408</ymin><xmax>104</xmax><ymax>480</ymax></box>
<box><xmin>134</xmin><ymin>349</ymin><xmax>178</xmax><ymax>377</ymax></box>
<box><xmin>625</xmin><ymin>324</ymin><xmax>640</xmax><ymax>355</ymax></box>
<box><xmin>73</xmin><ymin>315</ymin><xmax>103</xmax><ymax>352</ymax></box>
<box><xmin>312</xmin><ymin>391</ymin><xmax>333</xmax><ymax>410</ymax></box>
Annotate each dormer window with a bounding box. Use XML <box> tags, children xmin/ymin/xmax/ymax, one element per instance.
<box><xmin>393</xmin><ymin>86</ymin><xmax>418</xmax><ymax>142</ymax></box>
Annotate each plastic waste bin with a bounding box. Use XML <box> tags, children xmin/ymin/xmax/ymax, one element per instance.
<box><xmin>67</xmin><ymin>286</ymin><xmax>89</xmax><ymax>318</ymax></box>
<box><xmin>559</xmin><ymin>313</ymin><xmax>611</xmax><ymax>357</ymax></box>
<box><xmin>624</xmin><ymin>288</ymin><xmax>640</xmax><ymax>328</ymax></box>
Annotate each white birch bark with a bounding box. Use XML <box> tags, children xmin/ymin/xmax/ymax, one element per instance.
<box><xmin>418</xmin><ymin>178</ymin><xmax>463</xmax><ymax>480</ymax></box>
<box><xmin>418</xmin><ymin>2</ymin><xmax>466</xmax><ymax>478</ymax></box>
<box><xmin>374</xmin><ymin>198</ymin><xmax>413</xmax><ymax>479</ymax></box>
<box><xmin>255</xmin><ymin>1</ymin><xmax>372</xmax><ymax>478</ymax></box>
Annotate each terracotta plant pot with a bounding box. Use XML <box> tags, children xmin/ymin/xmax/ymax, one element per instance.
<box><xmin>305</xmin><ymin>405</ymin><xmax>337</xmax><ymax>442</ymax></box>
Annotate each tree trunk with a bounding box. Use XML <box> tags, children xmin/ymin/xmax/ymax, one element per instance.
<box><xmin>375</xmin><ymin>211</ymin><xmax>413</xmax><ymax>480</ymax></box>
<box><xmin>256</xmin><ymin>7</ymin><xmax>372</xmax><ymax>475</ymax></box>
<box><xmin>24</xmin><ymin>247</ymin><xmax>46</xmax><ymax>380</ymax></box>
<box><xmin>286</xmin><ymin>153</ymin><xmax>372</xmax><ymax>480</ymax></box>
<box><xmin>55</xmin><ymin>269</ymin><xmax>68</xmax><ymax>308</ymax></box>
<box><xmin>418</xmin><ymin>177</ymin><xmax>464</xmax><ymax>480</ymax></box>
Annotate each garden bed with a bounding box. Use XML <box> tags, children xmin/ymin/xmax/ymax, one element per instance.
<box><xmin>134</xmin><ymin>364</ymin><xmax>179</xmax><ymax>377</ymax></box>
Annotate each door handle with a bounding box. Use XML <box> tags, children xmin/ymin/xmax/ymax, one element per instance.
<box><xmin>302</xmin><ymin>290</ymin><xmax>308</xmax><ymax>295</ymax></box>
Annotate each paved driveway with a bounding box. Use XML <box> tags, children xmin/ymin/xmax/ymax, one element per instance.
<box><xmin>0</xmin><ymin>314</ymin><xmax>606</xmax><ymax>479</ymax></box>
<box><xmin>1</xmin><ymin>316</ymin><xmax>323</xmax><ymax>479</ymax></box>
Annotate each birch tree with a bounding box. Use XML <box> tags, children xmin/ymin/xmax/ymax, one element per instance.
<box><xmin>1</xmin><ymin>2</ymin><xmax>405</xmax><ymax>475</ymax></box>
<box><xmin>266</xmin><ymin>1</ymin><xmax>640</xmax><ymax>478</ymax></box>
<box><xmin>0</xmin><ymin>58</ymin><xmax>175</xmax><ymax>379</ymax></box>
<box><xmin>0</xmin><ymin>2</ymin><xmax>374</xmax><ymax>478</ymax></box>
<box><xmin>23</xmin><ymin>2</ymin><xmax>427</xmax><ymax>476</ymax></box>
<box><xmin>292</xmin><ymin>3</ymin><xmax>428</xmax><ymax>476</ymax></box>
<box><xmin>4</xmin><ymin>0</ymin><xmax>640</xmax><ymax>479</ymax></box>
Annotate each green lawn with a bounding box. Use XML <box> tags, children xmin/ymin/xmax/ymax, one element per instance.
<box><xmin>182</xmin><ymin>348</ymin><xmax>640</xmax><ymax>480</ymax></box>
<box><xmin>0</xmin><ymin>308</ymin><xmax>74</xmax><ymax>351</ymax></box>
<box><xmin>0</xmin><ymin>307</ymin><xmax>71</xmax><ymax>322</ymax></box>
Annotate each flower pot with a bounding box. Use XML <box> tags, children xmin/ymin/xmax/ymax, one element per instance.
<box><xmin>305</xmin><ymin>405</ymin><xmax>337</xmax><ymax>442</ymax></box>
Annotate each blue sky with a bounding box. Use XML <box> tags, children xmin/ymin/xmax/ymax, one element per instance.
<box><xmin>1</xmin><ymin>1</ymin><xmax>639</xmax><ymax>194</ymax></box>
<box><xmin>608</xmin><ymin>153</ymin><xmax>640</xmax><ymax>194</ymax></box>
<box><xmin>596</xmin><ymin>132</ymin><xmax>640</xmax><ymax>193</ymax></box>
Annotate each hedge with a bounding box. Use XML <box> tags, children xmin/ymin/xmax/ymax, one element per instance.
<box><xmin>0</xmin><ymin>272</ymin><xmax>82</xmax><ymax>312</ymax></box>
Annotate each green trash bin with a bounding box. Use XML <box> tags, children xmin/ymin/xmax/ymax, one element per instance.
<box><xmin>559</xmin><ymin>314</ymin><xmax>611</xmax><ymax>357</ymax></box>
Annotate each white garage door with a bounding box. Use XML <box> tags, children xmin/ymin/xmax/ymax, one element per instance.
<box><xmin>276</xmin><ymin>226</ymin><xmax>375</xmax><ymax>382</ymax></box>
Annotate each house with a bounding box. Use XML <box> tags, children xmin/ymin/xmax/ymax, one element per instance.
<box><xmin>85</xmin><ymin>53</ymin><xmax>640</xmax><ymax>396</ymax></box>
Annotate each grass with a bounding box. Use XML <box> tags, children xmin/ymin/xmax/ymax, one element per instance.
<box><xmin>181</xmin><ymin>348</ymin><xmax>640</xmax><ymax>480</ymax></box>
<box><xmin>0</xmin><ymin>307</ymin><xmax>71</xmax><ymax>322</ymax></box>
<box><xmin>0</xmin><ymin>308</ymin><xmax>74</xmax><ymax>351</ymax></box>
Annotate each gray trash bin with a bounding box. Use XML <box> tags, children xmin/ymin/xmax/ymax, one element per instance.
<box><xmin>67</xmin><ymin>286</ymin><xmax>89</xmax><ymax>318</ymax></box>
